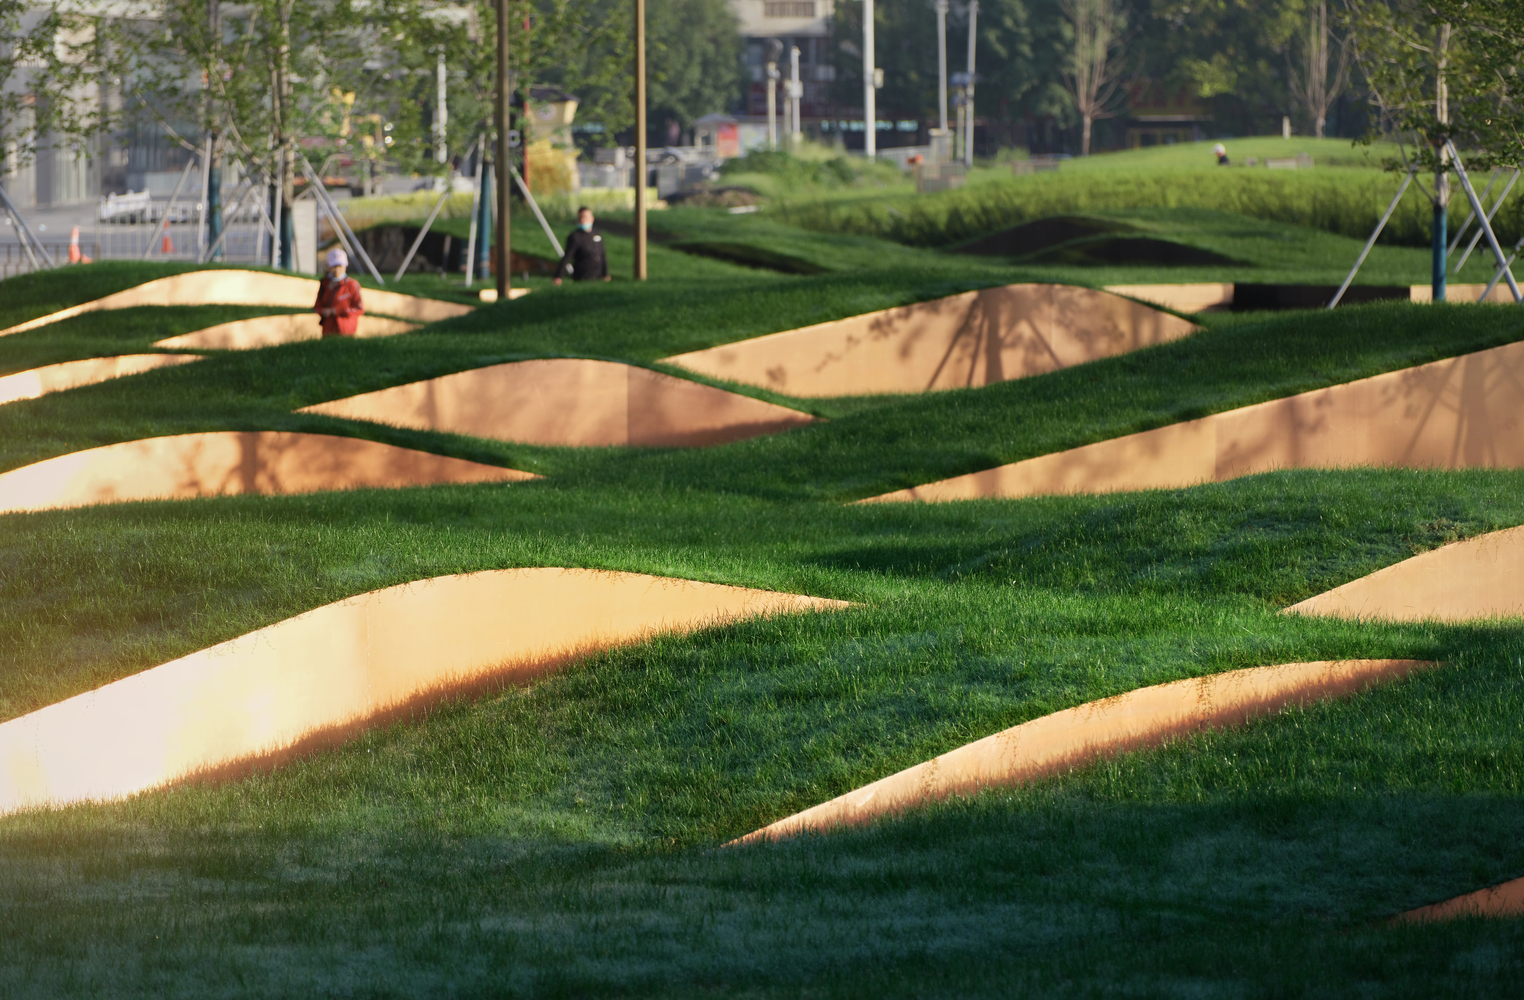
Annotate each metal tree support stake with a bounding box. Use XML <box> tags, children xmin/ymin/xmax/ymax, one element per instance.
<box><xmin>142</xmin><ymin>154</ymin><xmax>200</xmax><ymax>261</ymax></box>
<box><xmin>199</xmin><ymin>176</ymin><xmax>275</xmax><ymax>263</ymax></box>
<box><xmin>509</xmin><ymin>166</ymin><xmax>563</xmax><ymax>259</ymax></box>
<box><xmin>1454</xmin><ymin>169</ymin><xmax>1520</xmax><ymax>274</ymax></box>
<box><xmin>1481</xmin><ymin>236</ymin><xmax>1524</xmax><ymax>301</ymax></box>
<box><xmin>465</xmin><ymin>135</ymin><xmax>486</xmax><ymax>288</ymax></box>
<box><xmin>1327</xmin><ymin>169</ymin><xmax>1417</xmax><ymax>309</ymax></box>
<box><xmin>392</xmin><ymin>183</ymin><xmax>454</xmax><ymax>282</ymax></box>
<box><xmin>1448</xmin><ymin>168</ymin><xmax>1499</xmax><ymax>255</ymax></box>
<box><xmin>0</xmin><ymin>183</ymin><xmax>50</xmax><ymax>270</ymax></box>
<box><xmin>1447</xmin><ymin>141</ymin><xmax>1522</xmax><ymax>302</ymax></box>
<box><xmin>299</xmin><ymin>155</ymin><xmax>384</xmax><ymax>284</ymax></box>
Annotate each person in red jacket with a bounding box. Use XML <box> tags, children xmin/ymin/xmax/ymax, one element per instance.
<box><xmin>314</xmin><ymin>248</ymin><xmax>364</xmax><ymax>337</ymax></box>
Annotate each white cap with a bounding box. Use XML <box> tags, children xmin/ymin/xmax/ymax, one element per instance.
<box><xmin>1212</xmin><ymin>143</ymin><xmax>1226</xmax><ymax>155</ymax></box>
<box><xmin>326</xmin><ymin>248</ymin><xmax>348</xmax><ymax>268</ymax></box>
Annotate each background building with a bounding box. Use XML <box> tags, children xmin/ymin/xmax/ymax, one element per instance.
<box><xmin>731</xmin><ymin>0</ymin><xmax>836</xmax><ymax>128</ymax></box>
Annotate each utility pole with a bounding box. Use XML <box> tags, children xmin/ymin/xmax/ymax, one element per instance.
<box><xmin>965</xmin><ymin>0</ymin><xmax>977</xmax><ymax>166</ymax></box>
<box><xmin>435</xmin><ymin>47</ymin><xmax>448</xmax><ymax>166</ymax></box>
<box><xmin>862</xmin><ymin>0</ymin><xmax>875</xmax><ymax>157</ymax></box>
<box><xmin>495</xmin><ymin>0</ymin><xmax>511</xmax><ymax>300</ymax></box>
<box><xmin>634</xmin><ymin>0</ymin><xmax>647</xmax><ymax>280</ymax></box>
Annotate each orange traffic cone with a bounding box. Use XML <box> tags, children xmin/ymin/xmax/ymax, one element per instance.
<box><xmin>68</xmin><ymin>226</ymin><xmax>81</xmax><ymax>263</ymax></box>
<box><xmin>161</xmin><ymin>234</ymin><xmax>174</xmax><ymax>254</ymax></box>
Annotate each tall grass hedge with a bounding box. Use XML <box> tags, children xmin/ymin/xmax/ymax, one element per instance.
<box><xmin>777</xmin><ymin>167</ymin><xmax>1523</xmax><ymax>249</ymax></box>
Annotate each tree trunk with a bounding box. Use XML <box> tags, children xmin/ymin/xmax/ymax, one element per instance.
<box><xmin>1081</xmin><ymin>112</ymin><xmax>1092</xmax><ymax>156</ymax></box>
<box><xmin>277</xmin><ymin>0</ymin><xmax>294</xmax><ymax>270</ymax></box>
<box><xmin>1432</xmin><ymin>21</ymin><xmax>1450</xmax><ymax>303</ymax></box>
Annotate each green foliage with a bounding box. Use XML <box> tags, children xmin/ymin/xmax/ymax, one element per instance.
<box><xmin>1144</xmin><ymin>0</ymin><xmax>1305</xmax><ymax>125</ymax></box>
<box><xmin>1345</xmin><ymin>0</ymin><xmax>1524</xmax><ymax>165</ymax></box>
<box><xmin>0</xmin><ymin>1</ymin><xmax>115</xmax><ymax>172</ymax></box>
<box><xmin>644</xmin><ymin>0</ymin><xmax>742</xmax><ymax>138</ymax></box>
<box><xmin>720</xmin><ymin>148</ymin><xmax>860</xmax><ymax>187</ymax></box>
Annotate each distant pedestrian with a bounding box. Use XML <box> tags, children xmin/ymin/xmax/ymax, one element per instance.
<box><xmin>314</xmin><ymin>248</ymin><xmax>364</xmax><ymax>337</ymax></box>
<box><xmin>1213</xmin><ymin>143</ymin><xmax>1230</xmax><ymax>166</ymax></box>
<box><xmin>553</xmin><ymin>207</ymin><xmax>611</xmax><ymax>285</ymax></box>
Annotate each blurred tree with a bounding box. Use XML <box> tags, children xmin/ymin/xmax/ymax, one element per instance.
<box><xmin>1135</xmin><ymin>0</ymin><xmax>1303</xmax><ymax>136</ymax></box>
<box><xmin>1287</xmin><ymin>0</ymin><xmax>1351</xmax><ymax>138</ymax></box>
<box><xmin>0</xmin><ymin>1</ymin><xmax>117</xmax><ymax>185</ymax></box>
<box><xmin>644</xmin><ymin>0</ymin><xmax>742</xmax><ymax>143</ymax></box>
<box><xmin>1058</xmin><ymin>0</ymin><xmax>1128</xmax><ymax>155</ymax></box>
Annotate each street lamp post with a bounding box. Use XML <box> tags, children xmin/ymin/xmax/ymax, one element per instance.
<box><xmin>788</xmin><ymin>44</ymin><xmax>802</xmax><ymax>140</ymax></box>
<box><xmin>935</xmin><ymin>0</ymin><xmax>948</xmax><ymax>134</ymax></box>
<box><xmin>965</xmin><ymin>0</ymin><xmax>977</xmax><ymax>166</ymax></box>
<box><xmin>765</xmin><ymin>38</ymin><xmax>782</xmax><ymax>147</ymax></box>
<box><xmin>634</xmin><ymin>0</ymin><xmax>647</xmax><ymax>280</ymax></box>
<box><xmin>435</xmin><ymin>47</ymin><xmax>449</xmax><ymax>166</ymax></box>
<box><xmin>863</xmin><ymin>0</ymin><xmax>875</xmax><ymax>157</ymax></box>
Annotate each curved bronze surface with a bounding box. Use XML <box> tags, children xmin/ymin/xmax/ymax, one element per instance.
<box><xmin>1398</xmin><ymin>876</ymin><xmax>1524</xmax><ymax>923</ymax></box>
<box><xmin>299</xmin><ymin>358</ymin><xmax>817</xmax><ymax>448</ymax></box>
<box><xmin>0</xmin><ymin>431</ymin><xmax>535</xmax><ymax>513</ymax></box>
<box><xmin>154</xmin><ymin>314</ymin><xmax>417</xmax><ymax>350</ymax></box>
<box><xmin>0</xmin><ymin>569</ymin><xmax>849</xmax><ymax>814</ymax></box>
<box><xmin>0</xmin><ymin>354</ymin><xmax>202</xmax><ymax>405</ymax></box>
<box><xmin>863</xmin><ymin>339</ymin><xmax>1524</xmax><ymax>503</ymax></box>
<box><xmin>736</xmin><ymin>659</ymin><xmax>1433</xmax><ymax>843</ymax></box>
<box><xmin>661</xmin><ymin>284</ymin><xmax>1199</xmax><ymax>398</ymax></box>
<box><xmin>1286</xmin><ymin>525</ymin><xmax>1524</xmax><ymax>622</ymax></box>
<box><xmin>0</xmin><ymin>270</ymin><xmax>471</xmax><ymax>336</ymax></box>
<box><xmin>1104</xmin><ymin>283</ymin><xmax>1234</xmax><ymax>313</ymax></box>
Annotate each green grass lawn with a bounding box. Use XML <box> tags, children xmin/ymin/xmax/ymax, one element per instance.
<box><xmin>774</xmin><ymin>158</ymin><xmax>1521</xmax><ymax>254</ymax></box>
<box><xmin>4</xmin><ymin>297</ymin><xmax>1521</xmax><ymax>495</ymax></box>
<box><xmin>2</xmin><ymin>470</ymin><xmax>1524</xmax><ymax>996</ymax></box>
<box><xmin>3</xmin><ymin>191</ymin><xmax>1524</xmax><ymax>995</ymax></box>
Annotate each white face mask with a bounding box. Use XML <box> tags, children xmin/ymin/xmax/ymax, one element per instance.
<box><xmin>578</xmin><ymin>220</ymin><xmax>593</xmax><ymax>232</ymax></box>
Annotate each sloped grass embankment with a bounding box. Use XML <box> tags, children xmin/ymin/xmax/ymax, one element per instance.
<box><xmin>3</xmin><ymin>253</ymin><xmax>1524</xmax><ymax>994</ymax></box>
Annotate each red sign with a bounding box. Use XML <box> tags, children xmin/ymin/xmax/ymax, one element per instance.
<box><xmin>718</xmin><ymin>122</ymin><xmax>740</xmax><ymax>159</ymax></box>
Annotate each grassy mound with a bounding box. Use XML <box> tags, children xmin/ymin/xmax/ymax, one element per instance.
<box><xmin>2</xmin><ymin>471</ymin><xmax>1523</xmax><ymax>994</ymax></box>
<box><xmin>949</xmin><ymin>214</ymin><xmax>1136</xmax><ymax>254</ymax></box>
<box><xmin>666</xmin><ymin>240</ymin><xmax>830</xmax><ymax>274</ymax></box>
<box><xmin>0</xmin><ymin>261</ymin><xmax>221</xmax><ymax>329</ymax></box>
<box><xmin>777</xmin><ymin>163</ymin><xmax>1522</xmax><ymax>251</ymax></box>
<box><xmin>4</xmin><ymin>184</ymin><xmax>1524</xmax><ymax>995</ymax></box>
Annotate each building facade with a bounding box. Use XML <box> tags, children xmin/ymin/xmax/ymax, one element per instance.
<box><xmin>730</xmin><ymin>0</ymin><xmax>836</xmax><ymax>123</ymax></box>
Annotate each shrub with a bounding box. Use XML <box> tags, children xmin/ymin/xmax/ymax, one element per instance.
<box><xmin>720</xmin><ymin>148</ymin><xmax>860</xmax><ymax>188</ymax></box>
<box><xmin>776</xmin><ymin>167</ymin><xmax>1524</xmax><ymax>248</ymax></box>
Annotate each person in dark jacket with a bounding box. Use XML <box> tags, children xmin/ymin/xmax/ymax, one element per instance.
<box><xmin>552</xmin><ymin>207</ymin><xmax>611</xmax><ymax>285</ymax></box>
